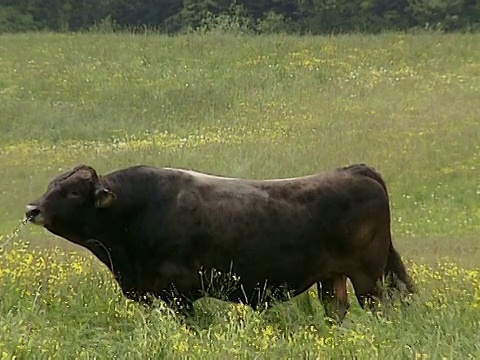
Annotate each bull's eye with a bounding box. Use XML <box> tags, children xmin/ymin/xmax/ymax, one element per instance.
<box><xmin>67</xmin><ymin>190</ymin><xmax>82</xmax><ymax>198</ymax></box>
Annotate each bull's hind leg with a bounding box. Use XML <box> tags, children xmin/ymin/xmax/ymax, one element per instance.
<box><xmin>349</xmin><ymin>272</ymin><xmax>385</xmax><ymax>312</ymax></box>
<box><xmin>349</xmin><ymin>224</ymin><xmax>392</xmax><ymax>313</ymax></box>
<box><xmin>317</xmin><ymin>275</ymin><xmax>349</xmax><ymax>322</ymax></box>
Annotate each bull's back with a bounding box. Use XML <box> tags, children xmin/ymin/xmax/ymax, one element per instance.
<box><xmin>190</xmin><ymin>171</ymin><xmax>388</xmax><ymax>244</ymax></box>
<box><xmin>180</xmin><ymin>172</ymin><xmax>387</xmax><ymax>283</ymax></box>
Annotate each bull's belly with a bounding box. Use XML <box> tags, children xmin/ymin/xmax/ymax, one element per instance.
<box><xmin>192</xmin><ymin>245</ymin><xmax>328</xmax><ymax>301</ymax></box>
<box><xmin>144</xmin><ymin>228</ymin><xmax>340</xmax><ymax>303</ymax></box>
<box><xmin>219</xmin><ymin>259</ymin><xmax>321</xmax><ymax>306</ymax></box>
<box><xmin>186</xmin><ymin>262</ymin><xmax>318</xmax><ymax>306</ymax></box>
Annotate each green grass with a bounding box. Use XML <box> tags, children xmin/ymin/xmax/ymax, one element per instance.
<box><xmin>0</xmin><ymin>32</ymin><xmax>479</xmax><ymax>358</ymax></box>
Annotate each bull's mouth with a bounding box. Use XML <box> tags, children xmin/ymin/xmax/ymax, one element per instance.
<box><xmin>27</xmin><ymin>214</ymin><xmax>46</xmax><ymax>226</ymax></box>
<box><xmin>25</xmin><ymin>205</ymin><xmax>47</xmax><ymax>226</ymax></box>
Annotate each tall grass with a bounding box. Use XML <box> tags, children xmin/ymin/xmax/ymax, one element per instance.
<box><xmin>0</xmin><ymin>32</ymin><xmax>479</xmax><ymax>358</ymax></box>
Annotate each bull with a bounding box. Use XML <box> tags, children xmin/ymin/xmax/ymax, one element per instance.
<box><xmin>25</xmin><ymin>163</ymin><xmax>414</xmax><ymax>321</ymax></box>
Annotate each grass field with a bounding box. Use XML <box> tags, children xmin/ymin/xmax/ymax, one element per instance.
<box><xmin>0</xmin><ymin>31</ymin><xmax>479</xmax><ymax>358</ymax></box>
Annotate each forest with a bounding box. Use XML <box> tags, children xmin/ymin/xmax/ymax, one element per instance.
<box><xmin>1</xmin><ymin>0</ymin><xmax>479</xmax><ymax>34</ymax></box>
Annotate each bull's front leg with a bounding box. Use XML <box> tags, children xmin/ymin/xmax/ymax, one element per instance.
<box><xmin>118</xmin><ymin>263</ymin><xmax>200</xmax><ymax>317</ymax></box>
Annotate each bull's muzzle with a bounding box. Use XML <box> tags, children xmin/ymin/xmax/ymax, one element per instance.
<box><xmin>25</xmin><ymin>204</ymin><xmax>44</xmax><ymax>225</ymax></box>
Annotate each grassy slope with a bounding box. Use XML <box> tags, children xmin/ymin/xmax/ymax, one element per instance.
<box><xmin>0</xmin><ymin>32</ymin><xmax>479</xmax><ymax>358</ymax></box>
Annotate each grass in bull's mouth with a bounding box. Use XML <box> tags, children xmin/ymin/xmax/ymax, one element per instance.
<box><xmin>0</xmin><ymin>31</ymin><xmax>479</xmax><ymax>358</ymax></box>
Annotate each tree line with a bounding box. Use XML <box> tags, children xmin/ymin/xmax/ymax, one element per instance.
<box><xmin>1</xmin><ymin>0</ymin><xmax>479</xmax><ymax>34</ymax></box>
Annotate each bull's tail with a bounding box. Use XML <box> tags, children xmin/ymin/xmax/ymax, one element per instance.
<box><xmin>385</xmin><ymin>244</ymin><xmax>416</xmax><ymax>293</ymax></box>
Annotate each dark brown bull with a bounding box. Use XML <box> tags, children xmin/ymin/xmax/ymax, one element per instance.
<box><xmin>25</xmin><ymin>163</ymin><xmax>414</xmax><ymax>321</ymax></box>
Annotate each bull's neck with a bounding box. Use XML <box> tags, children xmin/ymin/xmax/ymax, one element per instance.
<box><xmin>85</xmin><ymin>173</ymin><xmax>154</xmax><ymax>245</ymax></box>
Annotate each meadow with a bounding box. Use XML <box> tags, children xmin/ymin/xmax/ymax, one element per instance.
<box><xmin>0</xmin><ymin>31</ymin><xmax>479</xmax><ymax>358</ymax></box>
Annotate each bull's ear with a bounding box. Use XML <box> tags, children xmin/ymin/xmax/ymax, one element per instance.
<box><xmin>76</xmin><ymin>166</ymin><xmax>98</xmax><ymax>181</ymax></box>
<box><xmin>95</xmin><ymin>188</ymin><xmax>116</xmax><ymax>208</ymax></box>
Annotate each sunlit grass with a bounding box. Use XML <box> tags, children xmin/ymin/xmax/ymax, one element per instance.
<box><xmin>0</xmin><ymin>32</ymin><xmax>479</xmax><ymax>357</ymax></box>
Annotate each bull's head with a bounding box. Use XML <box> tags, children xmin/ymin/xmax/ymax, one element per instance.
<box><xmin>25</xmin><ymin>165</ymin><xmax>116</xmax><ymax>238</ymax></box>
